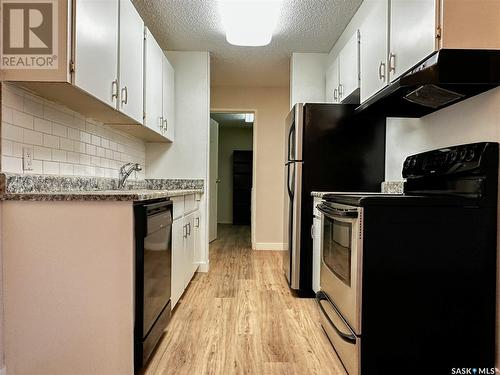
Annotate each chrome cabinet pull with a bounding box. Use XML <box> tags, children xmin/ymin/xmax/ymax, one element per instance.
<box><xmin>163</xmin><ymin>118</ymin><xmax>168</xmax><ymax>133</ymax></box>
<box><xmin>388</xmin><ymin>53</ymin><xmax>396</xmax><ymax>73</ymax></box>
<box><xmin>183</xmin><ymin>224</ymin><xmax>187</xmax><ymax>238</ymax></box>
<box><xmin>333</xmin><ymin>88</ymin><xmax>338</xmax><ymax>101</ymax></box>
<box><xmin>339</xmin><ymin>84</ymin><xmax>344</xmax><ymax>98</ymax></box>
<box><xmin>111</xmin><ymin>80</ymin><xmax>118</xmax><ymax>102</ymax></box>
<box><xmin>195</xmin><ymin>217</ymin><xmax>200</xmax><ymax>228</ymax></box>
<box><xmin>120</xmin><ymin>86</ymin><xmax>128</xmax><ymax>106</ymax></box>
<box><xmin>311</xmin><ymin>224</ymin><xmax>314</xmax><ymax>239</ymax></box>
<box><xmin>159</xmin><ymin>116</ymin><xmax>164</xmax><ymax>131</ymax></box>
<box><xmin>379</xmin><ymin>61</ymin><xmax>386</xmax><ymax>80</ymax></box>
<box><xmin>187</xmin><ymin>223</ymin><xmax>191</xmax><ymax>236</ymax></box>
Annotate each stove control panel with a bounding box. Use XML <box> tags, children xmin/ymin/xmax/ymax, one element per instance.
<box><xmin>402</xmin><ymin>143</ymin><xmax>488</xmax><ymax>178</ymax></box>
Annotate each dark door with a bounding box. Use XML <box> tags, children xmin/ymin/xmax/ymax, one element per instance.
<box><xmin>233</xmin><ymin>150</ymin><xmax>253</xmax><ymax>225</ymax></box>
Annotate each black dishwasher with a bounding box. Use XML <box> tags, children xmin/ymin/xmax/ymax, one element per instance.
<box><xmin>134</xmin><ymin>199</ymin><xmax>172</xmax><ymax>371</ymax></box>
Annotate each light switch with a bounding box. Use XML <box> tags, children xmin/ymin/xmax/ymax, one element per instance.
<box><xmin>23</xmin><ymin>147</ymin><xmax>33</xmax><ymax>171</ymax></box>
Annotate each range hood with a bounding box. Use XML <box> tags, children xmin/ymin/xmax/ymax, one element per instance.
<box><xmin>356</xmin><ymin>49</ymin><xmax>500</xmax><ymax>118</ymax></box>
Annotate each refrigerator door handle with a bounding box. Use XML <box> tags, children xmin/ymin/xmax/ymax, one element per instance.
<box><xmin>286</xmin><ymin>163</ymin><xmax>293</xmax><ymax>199</ymax></box>
<box><xmin>287</xmin><ymin>122</ymin><xmax>294</xmax><ymax>161</ymax></box>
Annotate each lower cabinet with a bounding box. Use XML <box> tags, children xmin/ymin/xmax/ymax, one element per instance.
<box><xmin>171</xmin><ymin>206</ymin><xmax>200</xmax><ymax>309</ymax></box>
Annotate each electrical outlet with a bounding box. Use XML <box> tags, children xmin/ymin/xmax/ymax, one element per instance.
<box><xmin>23</xmin><ymin>147</ymin><xmax>33</xmax><ymax>171</ymax></box>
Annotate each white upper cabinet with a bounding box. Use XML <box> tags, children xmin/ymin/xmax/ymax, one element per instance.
<box><xmin>360</xmin><ymin>0</ymin><xmax>389</xmax><ymax>103</ymax></box>
<box><xmin>144</xmin><ymin>29</ymin><xmax>164</xmax><ymax>134</ymax></box>
<box><xmin>74</xmin><ymin>0</ymin><xmax>119</xmax><ymax>108</ymax></box>
<box><xmin>118</xmin><ymin>0</ymin><xmax>144</xmax><ymax>123</ymax></box>
<box><xmin>328</xmin><ymin>57</ymin><xmax>340</xmax><ymax>103</ymax></box>
<box><xmin>144</xmin><ymin>28</ymin><xmax>175</xmax><ymax>142</ymax></box>
<box><xmin>339</xmin><ymin>30</ymin><xmax>360</xmax><ymax>102</ymax></box>
<box><xmin>326</xmin><ymin>31</ymin><xmax>360</xmax><ymax>104</ymax></box>
<box><xmin>389</xmin><ymin>0</ymin><xmax>437</xmax><ymax>81</ymax></box>
<box><xmin>162</xmin><ymin>57</ymin><xmax>175</xmax><ymax>141</ymax></box>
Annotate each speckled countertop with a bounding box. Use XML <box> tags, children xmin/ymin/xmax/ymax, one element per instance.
<box><xmin>0</xmin><ymin>173</ymin><xmax>204</xmax><ymax>202</ymax></box>
<box><xmin>311</xmin><ymin>181</ymin><xmax>405</xmax><ymax>198</ymax></box>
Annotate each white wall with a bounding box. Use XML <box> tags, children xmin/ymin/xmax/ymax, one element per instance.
<box><xmin>1</xmin><ymin>83</ymin><xmax>146</xmax><ymax>179</ymax></box>
<box><xmin>386</xmin><ymin>87</ymin><xmax>500</xmax><ymax>179</ymax></box>
<box><xmin>217</xmin><ymin>126</ymin><xmax>253</xmax><ymax>224</ymax></box>
<box><xmin>290</xmin><ymin>53</ymin><xmax>327</xmax><ymax>108</ymax></box>
<box><xmin>146</xmin><ymin>51</ymin><xmax>211</xmax><ymax>271</ymax></box>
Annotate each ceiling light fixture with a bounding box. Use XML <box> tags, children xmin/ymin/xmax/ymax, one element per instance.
<box><xmin>217</xmin><ymin>0</ymin><xmax>283</xmax><ymax>47</ymax></box>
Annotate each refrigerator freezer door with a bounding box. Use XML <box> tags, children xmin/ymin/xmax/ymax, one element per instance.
<box><xmin>283</xmin><ymin>104</ymin><xmax>304</xmax><ymax>289</ymax></box>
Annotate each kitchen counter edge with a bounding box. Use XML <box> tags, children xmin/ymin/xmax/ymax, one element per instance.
<box><xmin>0</xmin><ymin>189</ymin><xmax>204</xmax><ymax>202</ymax></box>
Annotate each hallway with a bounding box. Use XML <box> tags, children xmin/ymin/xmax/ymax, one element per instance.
<box><xmin>144</xmin><ymin>224</ymin><xmax>346</xmax><ymax>375</ymax></box>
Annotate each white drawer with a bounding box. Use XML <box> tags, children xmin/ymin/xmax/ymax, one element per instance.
<box><xmin>184</xmin><ymin>194</ymin><xmax>196</xmax><ymax>215</ymax></box>
<box><xmin>172</xmin><ymin>196</ymin><xmax>184</xmax><ymax>220</ymax></box>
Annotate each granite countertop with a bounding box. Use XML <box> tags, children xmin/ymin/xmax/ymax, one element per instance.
<box><xmin>311</xmin><ymin>181</ymin><xmax>405</xmax><ymax>198</ymax></box>
<box><xmin>0</xmin><ymin>189</ymin><xmax>204</xmax><ymax>202</ymax></box>
<box><xmin>0</xmin><ymin>173</ymin><xmax>204</xmax><ymax>202</ymax></box>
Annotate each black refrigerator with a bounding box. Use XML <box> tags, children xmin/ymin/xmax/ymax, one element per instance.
<box><xmin>283</xmin><ymin>103</ymin><xmax>386</xmax><ymax>296</ymax></box>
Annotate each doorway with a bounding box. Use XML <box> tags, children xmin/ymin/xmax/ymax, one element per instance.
<box><xmin>209</xmin><ymin>112</ymin><xmax>254</xmax><ymax>242</ymax></box>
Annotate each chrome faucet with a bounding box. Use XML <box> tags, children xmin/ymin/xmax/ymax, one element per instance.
<box><xmin>118</xmin><ymin>163</ymin><xmax>142</xmax><ymax>189</ymax></box>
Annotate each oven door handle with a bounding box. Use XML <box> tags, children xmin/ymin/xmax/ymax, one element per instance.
<box><xmin>316</xmin><ymin>292</ymin><xmax>357</xmax><ymax>344</ymax></box>
<box><xmin>317</xmin><ymin>204</ymin><xmax>358</xmax><ymax>219</ymax></box>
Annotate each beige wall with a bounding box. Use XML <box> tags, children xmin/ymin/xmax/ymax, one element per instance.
<box><xmin>211</xmin><ymin>87</ymin><xmax>289</xmax><ymax>249</ymax></box>
<box><xmin>217</xmin><ymin>126</ymin><xmax>253</xmax><ymax>224</ymax></box>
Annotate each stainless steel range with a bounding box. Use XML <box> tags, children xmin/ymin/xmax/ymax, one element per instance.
<box><xmin>316</xmin><ymin>142</ymin><xmax>498</xmax><ymax>375</ymax></box>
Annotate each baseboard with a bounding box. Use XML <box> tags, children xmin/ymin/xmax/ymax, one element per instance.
<box><xmin>254</xmin><ymin>242</ymin><xmax>286</xmax><ymax>251</ymax></box>
<box><xmin>196</xmin><ymin>261</ymin><xmax>210</xmax><ymax>273</ymax></box>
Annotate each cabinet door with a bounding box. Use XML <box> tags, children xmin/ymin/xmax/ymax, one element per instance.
<box><xmin>74</xmin><ymin>0</ymin><xmax>119</xmax><ymax>107</ymax></box>
<box><xmin>193</xmin><ymin>212</ymin><xmax>201</xmax><ymax>275</ymax></box>
<box><xmin>171</xmin><ymin>218</ymin><xmax>185</xmax><ymax>308</ymax></box>
<box><xmin>185</xmin><ymin>214</ymin><xmax>195</xmax><ymax>288</ymax></box>
<box><xmin>339</xmin><ymin>30</ymin><xmax>360</xmax><ymax>102</ymax></box>
<box><xmin>389</xmin><ymin>0</ymin><xmax>437</xmax><ymax>81</ymax></box>
<box><xmin>162</xmin><ymin>56</ymin><xmax>175</xmax><ymax>141</ymax></box>
<box><xmin>144</xmin><ymin>29</ymin><xmax>163</xmax><ymax>133</ymax></box>
<box><xmin>328</xmin><ymin>58</ymin><xmax>340</xmax><ymax>103</ymax></box>
<box><xmin>118</xmin><ymin>0</ymin><xmax>144</xmax><ymax>123</ymax></box>
<box><xmin>360</xmin><ymin>0</ymin><xmax>389</xmax><ymax>103</ymax></box>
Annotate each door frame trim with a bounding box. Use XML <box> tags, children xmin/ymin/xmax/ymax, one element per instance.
<box><xmin>210</xmin><ymin>108</ymin><xmax>258</xmax><ymax>249</ymax></box>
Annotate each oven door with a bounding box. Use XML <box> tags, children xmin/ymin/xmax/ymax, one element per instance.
<box><xmin>317</xmin><ymin>202</ymin><xmax>363</xmax><ymax>335</ymax></box>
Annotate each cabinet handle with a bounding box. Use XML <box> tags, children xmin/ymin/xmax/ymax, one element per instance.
<box><xmin>195</xmin><ymin>217</ymin><xmax>200</xmax><ymax>228</ymax></box>
<box><xmin>187</xmin><ymin>223</ymin><xmax>191</xmax><ymax>236</ymax></box>
<box><xmin>389</xmin><ymin>53</ymin><xmax>396</xmax><ymax>73</ymax></box>
<box><xmin>311</xmin><ymin>224</ymin><xmax>314</xmax><ymax>239</ymax></box>
<box><xmin>339</xmin><ymin>84</ymin><xmax>344</xmax><ymax>98</ymax></box>
<box><xmin>159</xmin><ymin>116</ymin><xmax>164</xmax><ymax>131</ymax></box>
<box><xmin>183</xmin><ymin>224</ymin><xmax>188</xmax><ymax>238</ymax></box>
<box><xmin>333</xmin><ymin>88</ymin><xmax>338</xmax><ymax>101</ymax></box>
<box><xmin>111</xmin><ymin>80</ymin><xmax>118</xmax><ymax>102</ymax></box>
<box><xmin>163</xmin><ymin>118</ymin><xmax>168</xmax><ymax>133</ymax></box>
<box><xmin>120</xmin><ymin>86</ymin><xmax>128</xmax><ymax>106</ymax></box>
<box><xmin>379</xmin><ymin>61</ymin><xmax>386</xmax><ymax>81</ymax></box>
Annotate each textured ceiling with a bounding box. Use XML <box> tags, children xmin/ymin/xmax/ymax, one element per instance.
<box><xmin>211</xmin><ymin>113</ymin><xmax>254</xmax><ymax>128</ymax></box>
<box><xmin>132</xmin><ymin>0</ymin><xmax>363</xmax><ymax>88</ymax></box>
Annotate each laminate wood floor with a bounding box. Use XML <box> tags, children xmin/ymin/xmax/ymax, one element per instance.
<box><xmin>144</xmin><ymin>224</ymin><xmax>347</xmax><ymax>375</ymax></box>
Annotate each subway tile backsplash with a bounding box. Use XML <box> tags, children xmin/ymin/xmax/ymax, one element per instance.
<box><xmin>1</xmin><ymin>83</ymin><xmax>146</xmax><ymax>180</ymax></box>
